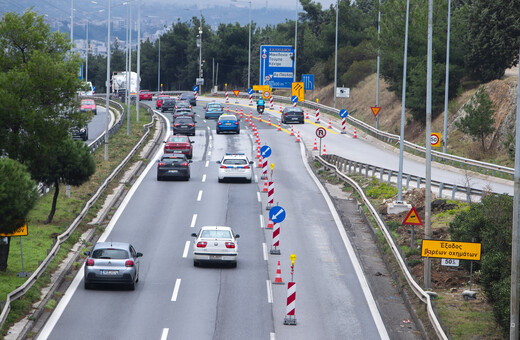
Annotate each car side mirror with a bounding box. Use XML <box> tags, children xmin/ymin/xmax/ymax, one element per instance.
<box><xmin>191</xmin><ymin>233</ymin><xmax>197</xmax><ymax>237</ymax></box>
<box><xmin>216</xmin><ymin>160</ymin><xmax>221</xmax><ymax>164</ymax></box>
<box><xmin>136</xmin><ymin>252</ymin><xmax>143</xmax><ymax>257</ymax></box>
<box><xmin>249</xmin><ymin>161</ymin><xmax>254</xmax><ymax>164</ymax></box>
<box><xmin>84</xmin><ymin>251</ymin><xmax>91</xmax><ymax>256</ymax></box>
<box><xmin>163</xmin><ymin>140</ymin><xmax>166</xmax><ymax>143</ymax></box>
<box><xmin>190</xmin><ymin>140</ymin><xmax>195</xmax><ymax>143</ymax></box>
<box><xmin>235</xmin><ymin>234</ymin><xmax>240</xmax><ymax>238</ymax></box>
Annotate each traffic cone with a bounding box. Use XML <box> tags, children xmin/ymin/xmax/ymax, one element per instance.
<box><xmin>235</xmin><ymin>107</ymin><xmax>238</xmax><ymax>115</ymax></box>
<box><xmin>266</xmin><ymin>217</ymin><xmax>274</xmax><ymax>229</ymax></box>
<box><xmin>290</xmin><ymin>126</ymin><xmax>294</xmax><ymax>136</ymax></box>
<box><xmin>313</xmin><ymin>138</ymin><xmax>318</xmax><ymax>150</ymax></box>
<box><xmin>227</xmin><ymin>104</ymin><xmax>229</xmax><ymax>112</ymax></box>
<box><xmin>295</xmin><ymin>131</ymin><xmax>301</xmax><ymax>143</ymax></box>
<box><xmin>273</xmin><ymin>260</ymin><xmax>284</xmax><ymax>284</ymax></box>
<box><xmin>322</xmin><ymin>144</ymin><xmax>327</xmax><ymax>156</ymax></box>
<box><xmin>241</xmin><ymin>107</ymin><xmax>244</xmax><ymax>115</ymax></box>
<box><xmin>278</xmin><ymin>120</ymin><xmax>281</xmax><ymax>131</ymax></box>
<box><xmin>279</xmin><ymin>105</ymin><xmax>283</xmax><ymax>113</ymax></box>
<box><xmin>305</xmin><ymin>109</ymin><xmax>309</xmax><ymax>119</ymax></box>
<box><xmin>257</xmin><ymin>156</ymin><xmax>263</xmax><ymax>168</ymax></box>
<box><xmin>353</xmin><ymin>127</ymin><xmax>357</xmax><ymax>138</ymax></box>
<box><xmin>328</xmin><ymin>118</ymin><xmax>332</xmax><ymax>129</ymax></box>
<box><xmin>268</xmin><ymin>116</ymin><xmax>272</xmax><ymax>126</ymax></box>
<box><xmin>263</xmin><ymin>177</ymin><xmax>269</xmax><ymax>192</ymax></box>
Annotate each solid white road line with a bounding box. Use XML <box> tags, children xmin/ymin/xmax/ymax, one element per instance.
<box><xmin>263</xmin><ymin>243</ymin><xmax>268</xmax><ymax>261</ymax></box>
<box><xmin>202</xmin><ymin>174</ymin><xmax>206</xmax><ymax>182</ymax></box>
<box><xmin>197</xmin><ymin>190</ymin><xmax>203</xmax><ymax>201</ymax></box>
<box><xmin>266</xmin><ymin>280</ymin><xmax>273</xmax><ymax>303</ymax></box>
<box><xmin>161</xmin><ymin>328</ymin><xmax>169</xmax><ymax>340</ymax></box>
<box><xmin>259</xmin><ymin>214</ymin><xmax>264</xmax><ymax>228</ymax></box>
<box><xmin>182</xmin><ymin>241</ymin><xmax>190</xmax><ymax>258</ymax></box>
<box><xmin>270</xmin><ymin>333</ymin><xmax>276</xmax><ymax>340</ymax></box>
<box><xmin>190</xmin><ymin>214</ymin><xmax>197</xmax><ymax>228</ymax></box>
<box><xmin>171</xmin><ymin>279</ymin><xmax>181</xmax><ymax>301</ymax></box>
<box><xmin>257</xmin><ymin>191</ymin><xmax>261</xmax><ymax>202</ymax></box>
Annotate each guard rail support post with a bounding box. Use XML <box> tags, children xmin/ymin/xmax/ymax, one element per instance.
<box><xmin>452</xmin><ymin>185</ymin><xmax>457</xmax><ymax>200</ymax></box>
<box><xmin>466</xmin><ymin>187</ymin><xmax>471</xmax><ymax>203</ymax></box>
<box><xmin>387</xmin><ymin>170</ymin><xmax>393</xmax><ymax>184</ymax></box>
<box><xmin>380</xmin><ymin>169</ymin><xmax>384</xmax><ymax>182</ymax></box>
<box><xmin>406</xmin><ymin>174</ymin><xmax>411</xmax><ymax>189</ymax></box>
<box><xmin>417</xmin><ymin>177</ymin><xmax>422</xmax><ymax>188</ymax></box>
<box><xmin>348</xmin><ymin>161</ymin><xmax>352</xmax><ymax>173</ymax></box>
<box><xmin>365</xmin><ymin>164</ymin><xmax>369</xmax><ymax>178</ymax></box>
<box><xmin>438</xmin><ymin>182</ymin><xmax>444</xmax><ymax>198</ymax></box>
<box><xmin>358</xmin><ymin>163</ymin><xmax>362</xmax><ymax>175</ymax></box>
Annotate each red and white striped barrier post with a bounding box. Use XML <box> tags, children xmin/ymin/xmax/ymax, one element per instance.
<box><xmin>225</xmin><ymin>91</ymin><xmax>229</xmax><ymax>103</ymax></box>
<box><xmin>305</xmin><ymin>109</ymin><xmax>309</xmax><ymax>119</ymax></box>
<box><xmin>270</xmin><ymin>97</ymin><xmax>274</xmax><ymax>109</ymax></box>
<box><xmin>261</xmin><ymin>158</ymin><xmax>268</xmax><ymax>179</ymax></box>
<box><xmin>315</xmin><ymin>107</ymin><xmax>320</xmax><ymax>123</ymax></box>
<box><xmin>283</xmin><ymin>282</ymin><xmax>297</xmax><ymax>325</ymax></box>
<box><xmin>249</xmin><ymin>93</ymin><xmax>253</xmax><ymax>105</ymax></box>
<box><xmin>194</xmin><ymin>91</ymin><xmax>198</xmax><ymax>101</ymax></box>
<box><xmin>270</xmin><ymin>222</ymin><xmax>281</xmax><ymax>254</ymax></box>
<box><xmin>293</xmin><ymin>101</ymin><xmax>297</xmax><ymax>108</ymax></box>
<box><xmin>266</xmin><ymin>181</ymin><xmax>274</xmax><ymax>210</ymax></box>
<box><xmin>279</xmin><ymin>104</ymin><xmax>283</xmax><ymax>113</ymax></box>
<box><xmin>341</xmin><ymin>117</ymin><xmax>346</xmax><ymax>134</ymax></box>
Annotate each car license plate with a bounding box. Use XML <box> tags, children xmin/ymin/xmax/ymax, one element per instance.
<box><xmin>225</xmin><ymin>122</ymin><xmax>231</xmax><ymax>125</ymax></box>
<box><xmin>168</xmin><ymin>170</ymin><xmax>178</xmax><ymax>173</ymax></box>
<box><xmin>210</xmin><ymin>255</ymin><xmax>222</xmax><ymax>260</ymax></box>
<box><xmin>181</xmin><ymin>125</ymin><xmax>187</xmax><ymax>128</ymax></box>
<box><xmin>100</xmin><ymin>270</ymin><xmax>118</xmax><ymax>275</ymax></box>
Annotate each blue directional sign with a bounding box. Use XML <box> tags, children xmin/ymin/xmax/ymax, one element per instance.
<box><xmin>339</xmin><ymin>109</ymin><xmax>349</xmax><ymax>118</ymax></box>
<box><xmin>192</xmin><ymin>86</ymin><xmax>199</xmax><ymax>92</ymax></box>
<box><xmin>291</xmin><ymin>95</ymin><xmax>298</xmax><ymax>103</ymax></box>
<box><xmin>260</xmin><ymin>45</ymin><xmax>295</xmax><ymax>89</ymax></box>
<box><xmin>269</xmin><ymin>206</ymin><xmax>286</xmax><ymax>223</ymax></box>
<box><xmin>247</xmin><ymin>88</ymin><xmax>254</xmax><ymax>95</ymax></box>
<box><xmin>302</xmin><ymin>74</ymin><xmax>314</xmax><ymax>90</ymax></box>
<box><xmin>260</xmin><ymin>145</ymin><xmax>272</xmax><ymax>158</ymax></box>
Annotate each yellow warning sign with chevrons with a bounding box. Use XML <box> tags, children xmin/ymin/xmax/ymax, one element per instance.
<box><xmin>291</xmin><ymin>82</ymin><xmax>304</xmax><ymax>101</ymax></box>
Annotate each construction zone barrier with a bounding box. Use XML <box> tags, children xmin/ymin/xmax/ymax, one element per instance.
<box><xmin>273</xmin><ymin>260</ymin><xmax>285</xmax><ymax>284</ymax></box>
<box><xmin>283</xmin><ymin>282</ymin><xmax>297</xmax><ymax>325</ymax></box>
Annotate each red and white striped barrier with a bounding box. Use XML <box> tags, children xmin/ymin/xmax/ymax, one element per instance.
<box><xmin>283</xmin><ymin>282</ymin><xmax>297</xmax><ymax>325</ymax></box>
<box><xmin>262</xmin><ymin>158</ymin><xmax>268</xmax><ymax>179</ymax></box>
<box><xmin>249</xmin><ymin>94</ymin><xmax>253</xmax><ymax>106</ymax></box>
<box><xmin>194</xmin><ymin>91</ymin><xmax>198</xmax><ymax>101</ymax></box>
<box><xmin>270</xmin><ymin>97</ymin><xmax>274</xmax><ymax>109</ymax></box>
<box><xmin>341</xmin><ymin>117</ymin><xmax>346</xmax><ymax>134</ymax></box>
<box><xmin>266</xmin><ymin>181</ymin><xmax>274</xmax><ymax>210</ymax></box>
<box><xmin>270</xmin><ymin>222</ymin><xmax>280</xmax><ymax>254</ymax></box>
<box><xmin>225</xmin><ymin>91</ymin><xmax>229</xmax><ymax>103</ymax></box>
<box><xmin>305</xmin><ymin>109</ymin><xmax>309</xmax><ymax>119</ymax></box>
<box><xmin>293</xmin><ymin>101</ymin><xmax>297</xmax><ymax>108</ymax></box>
<box><xmin>328</xmin><ymin>118</ymin><xmax>332</xmax><ymax>129</ymax></box>
<box><xmin>315</xmin><ymin>107</ymin><xmax>320</xmax><ymax>123</ymax></box>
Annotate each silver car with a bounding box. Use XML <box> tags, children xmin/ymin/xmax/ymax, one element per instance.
<box><xmin>83</xmin><ymin>242</ymin><xmax>143</xmax><ymax>290</ymax></box>
<box><xmin>191</xmin><ymin>226</ymin><xmax>239</xmax><ymax>267</ymax></box>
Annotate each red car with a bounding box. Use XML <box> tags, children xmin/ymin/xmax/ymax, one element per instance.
<box><xmin>163</xmin><ymin>135</ymin><xmax>194</xmax><ymax>159</ymax></box>
<box><xmin>80</xmin><ymin>99</ymin><xmax>97</xmax><ymax>115</ymax></box>
<box><xmin>139</xmin><ymin>90</ymin><xmax>153</xmax><ymax>101</ymax></box>
<box><xmin>156</xmin><ymin>94</ymin><xmax>170</xmax><ymax>109</ymax></box>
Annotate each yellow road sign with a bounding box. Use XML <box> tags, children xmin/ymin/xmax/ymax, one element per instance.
<box><xmin>253</xmin><ymin>85</ymin><xmax>270</xmax><ymax>92</ymax></box>
<box><xmin>0</xmin><ymin>221</ymin><xmax>28</xmax><ymax>237</ymax></box>
<box><xmin>421</xmin><ymin>240</ymin><xmax>481</xmax><ymax>260</ymax></box>
<box><xmin>291</xmin><ymin>82</ymin><xmax>304</xmax><ymax>101</ymax></box>
<box><xmin>402</xmin><ymin>207</ymin><xmax>422</xmax><ymax>225</ymax></box>
<box><xmin>431</xmin><ymin>132</ymin><xmax>441</xmax><ymax>147</ymax></box>
<box><xmin>262</xmin><ymin>89</ymin><xmax>271</xmax><ymax>99</ymax></box>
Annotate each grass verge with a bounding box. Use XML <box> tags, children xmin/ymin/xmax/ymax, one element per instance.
<box><xmin>0</xmin><ymin>104</ymin><xmax>154</xmax><ymax>337</ymax></box>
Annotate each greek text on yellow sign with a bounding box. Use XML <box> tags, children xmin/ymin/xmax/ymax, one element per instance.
<box><xmin>421</xmin><ymin>240</ymin><xmax>481</xmax><ymax>261</ymax></box>
<box><xmin>0</xmin><ymin>221</ymin><xmax>28</xmax><ymax>237</ymax></box>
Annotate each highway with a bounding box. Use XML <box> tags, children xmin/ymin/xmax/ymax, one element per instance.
<box><xmin>37</xmin><ymin>99</ymin><xmax>389</xmax><ymax>340</ymax></box>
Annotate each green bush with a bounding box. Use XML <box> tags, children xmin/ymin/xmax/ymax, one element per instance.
<box><xmin>386</xmin><ymin>220</ymin><xmax>401</xmax><ymax>231</ymax></box>
<box><xmin>340</xmin><ymin>59</ymin><xmax>375</xmax><ymax>88</ymax></box>
<box><xmin>365</xmin><ymin>178</ymin><xmax>397</xmax><ymax>199</ymax></box>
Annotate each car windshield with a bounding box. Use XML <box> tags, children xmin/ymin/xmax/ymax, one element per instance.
<box><xmin>200</xmin><ymin>230</ymin><xmax>232</xmax><ymax>239</ymax></box>
<box><xmin>92</xmin><ymin>248</ymin><xmax>129</xmax><ymax>259</ymax></box>
<box><xmin>223</xmin><ymin>158</ymin><xmax>247</xmax><ymax>165</ymax></box>
<box><xmin>220</xmin><ymin>116</ymin><xmax>237</xmax><ymax>121</ymax></box>
<box><xmin>82</xmin><ymin>100</ymin><xmax>95</xmax><ymax>105</ymax></box>
<box><xmin>168</xmin><ymin>136</ymin><xmax>188</xmax><ymax>143</ymax></box>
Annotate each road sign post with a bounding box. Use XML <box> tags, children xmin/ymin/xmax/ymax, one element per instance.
<box><xmin>339</xmin><ymin>109</ymin><xmax>348</xmax><ymax>134</ymax></box>
<box><xmin>316</xmin><ymin>127</ymin><xmax>326</xmax><ymax>156</ymax></box>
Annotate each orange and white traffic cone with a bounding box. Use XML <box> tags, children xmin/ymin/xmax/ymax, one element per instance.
<box><xmin>305</xmin><ymin>109</ymin><xmax>309</xmax><ymax>119</ymax></box>
<box><xmin>268</xmin><ymin>116</ymin><xmax>272</xmax><ymax>126</ymax></box>
<box><xmin>313</xmin><ymin>138</ymin><xmax>318</xmax><ymax>150</ymax></box>
<box><xmin>278</xmin><ymin>120</ymin><xmax>281</xmax><ymax>131</ymax></box>
<box><xmin>266</xmin><ymin>217</ymin><xmax>274</xmax><ymax>229</ymax></box>
<box><xmin>263</xmin><ymin>177</ymin><xmax>269</xmax><ymax>192</ymax></box>
<box><xmin>241</xmin><ymin>107</ymin><xmax>244</xmax><ymax>115</ymax></box>
<box><xmin>279</xmin><ymin>105</ymin><xmax>283</xmax><ymax>113</ymax></box>
<box><xmin>322</xmin><ymin>144</ymin><xmax>327</xmax><ymax>156</ymax></box>
<box><xmin>328</xmin><ymin>118</ymin><xmax>332</xmax><ymax>129</ymax></box>
<box><xmin>353</xmin><ymin>127</ymin><xmax>357</xmax><ymax>138</ymax></box>
<box><xmin>272</xmin><ymin>260</ymin><xmax>284</xmax><ymax>284</ymax></box>
<box><xmin>290</xmin><ymin>126</ymin><xmax>294</xmax><ymax>136</ymax></box>
<box><xmin>295</xmin><ymin>131</ymin><xmax>300</xmax><ymax>143</ymax></box>
<box><xmin>235</xmin><ymin>107</ymin><xmax>238</xmax><ymax>115</ymax></box>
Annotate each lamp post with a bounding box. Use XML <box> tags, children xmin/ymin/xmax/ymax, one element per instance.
<box><xmin>293</xmin><ymin>0</ymin><xmax>298</xmax><ymax>82</ymax></box>
<box><xmin>333</xmin><ymin>0</ymin><xmax>338</xmax><ymax>108</ymax></box>
<box><xmin>158</xmin><ymin>35</ymin><xmax>161</xmax><ymax>92</ymax></box>
<box><xmin>137</xmin><ymin>0</ymin><xmax>141</xmax><ymax>122</ymax></box>
<box><xmin>105</xmin><ymin>0</ymin><xmax>111</xmax><ymax>161</ymax></box>
<box><xmin>70</xmin><ymin>0</ymin><xmax>74</xmax><ymax>49</ymax></box>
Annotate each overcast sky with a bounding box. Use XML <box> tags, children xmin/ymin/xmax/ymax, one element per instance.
<box><xmin>151</xmin><ymin>0</ymin><xmax>336</xmax><ymax>10</ymax></box>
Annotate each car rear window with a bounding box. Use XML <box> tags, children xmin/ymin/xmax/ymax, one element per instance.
<box><xmin>220</xmin><ymin>115</ymin><xmax>237</xmax><ymax>121</ymax></box>
<box><xmin>92</xmin><ymin>248</ymin><xmax>129</xmax><ymax>259</ymax></box>
<box><xmin>223</xmin><ymin>158</ymin><xmax>247</xmax><ymax>165</ymax></box>
<box><xmin>82</xmin><ymin>100</ymin><xmax>95</xmax><ymax>105</ymax></box>
<box><xmin>200</xmin><ymin>230</ymin><xmax>232</xmax><ymax>238</ymax></box>
<box><xmin>175</xmin><ymin>118</ymin><xmax>193</xmax><ymax>123</ymax></box>
<box><xmin>168</xmin><ymin>136</ymin><xmax>188</xmax><ymax>142</ymax></box>
<box><xmin>161</xmin><ymin>157</ymin><xmax>186</xmax><ymax>164</ymax></box>
<box><xmin>208</xmin><ymin>104</ymin><xmax>221</xmax><ymax>109</ymax></box>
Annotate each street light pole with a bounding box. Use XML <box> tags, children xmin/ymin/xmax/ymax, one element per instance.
<box><xmin>70</xmin><ymin>0</ymin><xmax>74</xmax><ymax>49</ymax></box>
<box><xmin>158</xmin><ymin>36</ymin><xmax>161</xmax><ymax>92</ymax></box>
<box><xmin>333</xmin><ymin>0</ymin><xmax>338</xmax><ymax>108</ymax></box>
<box><xmin>86</xmin><ymin>18</ymin><xmax>89</xmax><ymax>82</ymax></box>
<box><xmin>105</xmin><ymin>0</ymin><xmax>111</xmax><ymax>161</ymax></box>
<box><xmin>293</xmin><ymin>0</ymin><xmax>298</xmax><ymax>82</ymax></box>
<box><xmin>248</xmin><ymin>0</ymin><xmax>251</xmax><ymax>89</ymax></box>
<box><xmin>137</xmin><ymin>0</ymin><xmax>141</xmax><ymax>122</ymax></box>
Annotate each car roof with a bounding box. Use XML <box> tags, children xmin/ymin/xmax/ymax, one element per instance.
<box><xmin>174</xmin><ymin>116</ymin><xmax>194</xmax><ymax>121</ymax></box>
<box><xmin>93</xmin><ymin>242</ymin><xmax>130</xmax><ymax>250</ymax></box>
<box><xmin>200</xmin><ymin>226</ymin><xmax>232</xmax><ymax>231</ymax></box>
<box><xmin>222</xmin><ymin>153</ymin><xmax>248</xmax><ymax>159</ymax></box>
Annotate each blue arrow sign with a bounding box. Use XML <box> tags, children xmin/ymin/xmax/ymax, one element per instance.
<box><xmin>291</xmin><ymin>95</ymin><xmax>298</xmax><ymax>103</ymax></box>
<box><xmin>269</xmin><ymin>206</ymin><xmax>286</xmax><ymax>223</ymax></box>
<box><xmin>247</xmin><ymin>88</ymin><xmax>254</xmax><ymax>95</ymax></box>
<box><xmin>193</xmin><ymin>86</ymin><xmax>199</xmax><ymax>92</ymax></box>
<box><xmin>339</xmin><ymin>109</ymin><xmax>349</xmax><ymax>118</ymax></box>
<box><xmin>260</xmin><ymin>145</ymin><xmax>272</xmax><ymax>158</ymax></box>
<box><xmin>302</xmin><ymin>74</ymin><xmax>314</xmax><ymax>90</ymax></box>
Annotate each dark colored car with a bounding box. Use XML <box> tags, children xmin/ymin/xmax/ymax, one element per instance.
<box><xmin>173</xmin><ymin>109</ymin><xmax>195</xmax><ymax>121</ymax></box>
<box><xmin>173</xmin><ymin>102</ymin><xmax>192</xmax><ymax>114</ymax></box>
<box><xmin>205</xmin><ymin>102</ymin><xmax>224</xmax><ymax>119</ymax></box>
<box><xmin>156</xmin><ymin>94</ymin><xmax>170</xmax><ymax>109</ymax></box>
<box><xmin>161</xmin><ymin>98</ymin><xmax>176</xmax><ymax>112</ymax></box>
<box><xmin>281</xmin><ymin>107</ymin><xmax>305</xmax><ymax>124</ymax></box>
<box><xmin>180</xmin><ymin>92</ymin><xmax>197</xmax><ymax>106</ymax></box>
<box><xmin>84</xmin><ymin>242</ymin><xmax>143</xmax><ymax>290</ymax></box>
<box><xmin>139</xmin><ymin>90</ymin><xmax>153</xmax><ymax>101</ymax></box>
<box><xmin>173</xmin><ymin>116</ymin><xmax>196</xmax><ymax>136</ymax></box>
<box><xmin>71</xmin><ymin>125</ymin><xmax>88</xmax><ymax>141</ymax></box>
<box><xmin>157</xmin><ymin>154</ymin><xmax>191</xmax><ymax>181</ymax></box>
<box><xmin>163</xmin><ymin>135</ymin><xmax>194</xmax><ymax>159</ymax></box>
<box><xmin>216</xmin><ymin>114</ymin><xmax>240</xmax><ymax>134</ymax></box>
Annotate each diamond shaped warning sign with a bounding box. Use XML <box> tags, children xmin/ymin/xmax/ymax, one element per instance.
<box><xmin>402</xmin><ymin>207</ymin><xmax>423</xmax><ymax>225</ymax></box>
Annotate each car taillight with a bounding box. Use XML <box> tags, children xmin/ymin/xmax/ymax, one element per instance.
<box><xmin>217</xmin><ymin>122</ymin><xmax>222</xmax><ymax>125</ymax></box>
<box><xmin>189</xmin><ymin>124</ymin><xmax>194</xmax><ymax>127</ymax></box>
<box><xmin>220</xmin><ymin>165</ymin><xmax>227</xmax><ymax>169</ymax></box>
<box><xmin>189</xmin><ymin>105</ymin><xmax>192</xmax><ymax>108</ymax></box>
<box><xmin>243</xmin><ymin>165</ymin><xmax>250</xmax><ymax>169</ymax></box>
<box><xmin>197</xmin><ymin>241</ymin><xmax>207</xmax><ymax>248</ymax></box>
<box><xmin>86</xmin><ymin>259</ymin><xmax>94</xmax><ymax>266</ymax></box>
<box><xmin>181</xmin><ymin>162</ymin><xmax>188</xmax><ymax>167</ymax></box>
<box><xmin>235</xmin><ymin>122</ymin><xmax>239</xmax><ymax>125</ymax></box>
<box><xmin>125</xmin><ymin>260</ymin><xmax>134</xmax><ymax>267</ymax></box>
<box><xmin>158</xmin><ymin>162</ymin><xmax>166</xmax><ymax>166</ymax></box>
<box><xmin>225</xmin><ymin>242</ymin><xmax>235</xmax><ymax>249</ymax></box>
<box><xmin>284</xmin><ymin>112</ymin><xmax>288</xmax><ymax>115</ymax></box>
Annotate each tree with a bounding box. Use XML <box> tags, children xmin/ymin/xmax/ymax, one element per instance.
<box><xmin>0</xmin><ymin>158</ymin><xmax>38</xmax><ymax>272</ymax></box>
<box><xmin>456</xmin><ymin>86</ymin><xmax>496</xmax><ymax>152</ymax></box>
<box><xmin>31</xmin><ymin>138</ymin><xmax>95</xmax><ymax>224</ymax></box>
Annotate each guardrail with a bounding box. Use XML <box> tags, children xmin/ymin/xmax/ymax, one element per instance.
<box><xmin>322</xmin><ymin>154</ymin><xmax>488</xmax><ymax>202</ymax></box>
<box><xmin>314</xmin><ymin>154</ymin><xmax>448</xmax><ymax>340</ymax></box>
<box><xmin>0</xmin><ymin>101</ymin><xmax>154</xmax><ymax>330</ymax></box>
<box><xmin>214</xmin><ymin>90</ymin><xmax>515</xmax><ymax>181</ymax></box>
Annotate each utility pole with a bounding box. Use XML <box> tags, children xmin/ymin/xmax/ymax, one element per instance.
<box><xmin>104</xmin><ymin>0</ymin><xmax>111</xmax><ymax>161</ymax></box>
<box><xmin>293</xmin><ymin>0</ymin><xmax>298</xmax><ymax>82</ymax></box>
<box><xmin>333</xmin><ymin>0</ymin><xmax>338</xmax><ymax>109</ymax></box>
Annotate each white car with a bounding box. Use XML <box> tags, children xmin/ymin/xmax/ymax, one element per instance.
<box><xmin>191</xmin><ymin>226</ymin><xmax>240</xmax><ymax>267</ymax></box>
<box><xmin>217</xmin><ymin>153</ymin><xmax>253</xmax><ymax>183</ymax></box>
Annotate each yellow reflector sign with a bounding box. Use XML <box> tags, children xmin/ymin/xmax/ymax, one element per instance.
<box><xmin>421</xmin><ymin>240</ymin><xmax>481</xmax><ymax>261</ymax></box>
